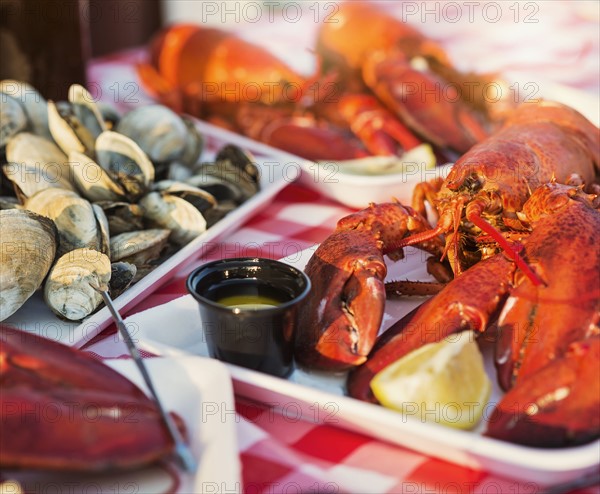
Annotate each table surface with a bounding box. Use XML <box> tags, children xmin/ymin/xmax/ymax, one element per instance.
<box><xmin>81</xmin><ymin>1</ymin><xmax>599</xmax><ymax>492</ymax></box>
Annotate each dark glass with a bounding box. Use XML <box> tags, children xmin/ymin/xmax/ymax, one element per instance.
<box><xmin>0</xmin><ymin>0</ymin><xmax>164</xmax><ymax>99</ymax></box>
<box><xmin>88</xmin><ymin>0</ymin><xmax>161</xmax><ymax>58</ymax></box>
<box><xmin>187</xmin><ymin>258</ymin><xmax>311</xmax><ymax>378</ymax></box>
<box><xmin>0</xmin><ymin>0</ymin><xmax>90</xmax><ymax>99</ymax></box>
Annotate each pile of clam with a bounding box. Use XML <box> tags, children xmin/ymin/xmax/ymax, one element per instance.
<box><xmin>0</xmin><ymin>81</ymin><xmax>260</xmax><ymax>322</ymax></box>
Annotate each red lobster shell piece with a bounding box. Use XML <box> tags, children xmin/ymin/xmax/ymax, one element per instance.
<box><xmin>294</xmin><ymin>202</ymin><xmax>443</xmax><ymax>371</ymax></box>
<box><xmin>486</xmin><ymin>336</ymin><xmax>600</xmax><ymax>448</ymax></box>
<box><xmin>141</xmin><ymin>2</ymin><xmax>502</xmax><ymax>160</ymax></box>
<box><xmin>0</xmin><ymin>327</ymin><xmax>185</xmax><ymax>471</ymax></box>
<box><xmin>495</xmin><ymin>182</ymin><xmax>600</xmax><ymax>390</ymax></box>
<box><xmin>144</xmin><ymin>24</ymin><xmax>303</xmax><ymax>108</ymax></box>
<box><xmin>347</xmin><ymin>254</ymin><xmax>514</xmax><ymax>403</ymax></box>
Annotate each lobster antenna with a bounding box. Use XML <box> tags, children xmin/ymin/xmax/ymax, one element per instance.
<box><xmin>466</xmin><ymin>211</ymin><xmax>545</xmax><ymax>287</ymax></box>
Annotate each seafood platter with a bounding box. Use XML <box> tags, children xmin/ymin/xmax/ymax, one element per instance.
<box><xmin>0</xmin><ymin>79</ymin><xmax>294</xmax><ymax>487</ymax></box>
<box><xmin>0</xmin><ymin>77</ymin><xmax>302</xmax><ymax>486</ymax></box>
<box><xmin>1</xmin><ymin>0</ymin><xmax>599</xmax><ymax>488</ymax></box>
<box><xmin>0</xmin><ymin>81</ymin><xmax>297</xmax><ymax>347</ymax></box>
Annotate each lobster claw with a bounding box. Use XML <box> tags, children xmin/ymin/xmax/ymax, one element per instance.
<box><xmin>2</xmin><ymin>387</ymin><xmax>184</xmax><ymax>471</ymax></box>
<box><xmin>296</xmin><ymin>230</ymin><xmax>387</xmax><ymax>370</ymax></box>
<box><xmin>295</xmin><ymin>203</ymin><xmax>443</xmax><ymax>372</ymax></box>
<box><xmin>486</xmin><ymin>336</ymin><xmax>600</xmax><ymax>448</ymax></box>
<box><xmin>0</xmin><ymin>326</ymin><xmax>185</xmax><ymax>471</ymax></box>
<box><xmin>347</xmin><ymin>254</ymin><xmax>514</xmax><ymax>403</ymax></box>
<box><xmin>362</xmin><ymin>50</ymin><xmax>490</xmax><ymax>153</ymax></box>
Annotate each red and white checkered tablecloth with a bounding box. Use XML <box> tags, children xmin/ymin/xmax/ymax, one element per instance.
<box><xmin>83</xmin><ymin>1</ymin><xmax>599</xmax><ymax>492</ymax></box>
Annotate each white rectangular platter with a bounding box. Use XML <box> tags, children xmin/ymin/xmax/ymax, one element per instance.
<box><xmin>127</xmin><ymin>246</ymin><xmax>600</xmax><ymax>487</ymax></box>
<box><xmin>3</xmin><ymin>119</ymin><xmax>306</xmax><ymax>348</ymax></box>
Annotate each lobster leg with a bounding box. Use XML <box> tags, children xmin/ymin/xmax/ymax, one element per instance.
<box><xmin>386</xmin><ymin>280</ymin><xmax>446</xmax><ymax>297</ymax></box>
<box><xmin>411</xmin><ymin>177</ymin><xmax>444</xmax><ymax>218</ymax></box>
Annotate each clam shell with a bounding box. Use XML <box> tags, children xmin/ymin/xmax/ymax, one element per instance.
<box><xmin>110</xmin><ymin>229</ymin><xmax>170</xmax><ymax>262</ymax></box>
<box><xmin>139</xmin><ymin>191</ymin><xmax>207</xmax><ymax>246</ymax></box>
<box><xmin>115</xmin><ymin>105</ymin><xmax>188</xmax><ymax>164</ymax></box>
<box><xmin>0</xmin><ymin>209</ymin><xmax>58</xmax><ymax>321</ymax></box>
<box><xmin>204</xmin><ymin>202</ymin><xmax>237</xmax><ymax>228</ymax></box>
<box><xmin>153</xmin><ymin>180</ymin><xmax>217</xmax><ymax>213</ymax></box>
<box><xmin>186</xmin><ymin>174</ymin><xmax>242</xmax><ymax>204</ymax></box>
<box><xmin>110</xmin><ymin>229</ymin><xmax>170</xmax><ymax>281</ymax></box>
<box><xmin>0</xmin><ymin>80</ymin><xmax>52</xmax><ymax>140</ymax></box>
<box><xmin>167</xmin><ymin>161</ymin><xmax>193</xmax><ymax>182</ymax></box>
<box><xmin>97</xmin><ymin>103</ymin><xmax>121</xmax><ymax>130</ymax></box>
<box><xmin>179</xmin><ymin>116</ymin><xmax>204</xmax><ymax>167</ymax></box>
<box><xmin>69</xmin><ymin>150</ymin><xmax>127</xmax><ymax>202</ymax></box>
<box><xmin>44</xmin><ymin>248</ymin><xmax>111</xmax><ymax>321</ymax></box>
<box><xmin>193</xmin><ymin>159</ymin><xmax>259</xmax><ymax>203</ymax></box>
<box><xmin>48</xmin><ymin>100</ymin><xmax>95</xmax><ymax>156</ymax></box>
<box><xmin>68</xmin><ymin>84</ymin><xmax>106</xmax><ymax>140</ymax></box>
<box><xmin>215</xmin><ymin>144</ymin><xmax>260</xmax><ymax>185</ymax></box>
<box><xmin>109</xmin><ymin>262</ymin><xmax>137</xmax><ymax>298</ymax></box>
<box><xmin>0</xmin><ymin>196</ymin><xmax>21</xmax><ymax>210</ymax></box>
<box><xmin>25</xmin><ymin>188</ymin><xmax>100</xmax><ymax>256</ymax></box>
<box><xmin>96</xmin><ymin>130</ymin><xmax>155</xmax><ymax>201</ymax></box>
<box><xmin>95</xmin><ymin>201</ymin><xmax>145</xmax><ymax>235</ymax></box>
<box><xmin>0</xmin><ymin>93</ymin><xmax>27</xmax><ymax>148</ymax></box>
<box><xmin>4</xmin><ymin>132</ymin><xmax>75</xmax><ymax>198</ymax></box>
<box><xmin>92</xmin><ymin>203</ymin><xmax>111</xmax><ymax>256</ymax></box>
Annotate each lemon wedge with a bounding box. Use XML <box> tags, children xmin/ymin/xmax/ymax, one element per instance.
<box><xmin>318</xmin><ymin>143</ymin><xmax>436</xmax><ymax>176</ymax></box>
<box><xmin>370</xmin><ymin>330</ymin><xmax>491</xmax><ymax>430</ymax></box>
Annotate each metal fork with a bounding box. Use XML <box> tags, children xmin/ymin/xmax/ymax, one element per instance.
<box><xmin>90</xmin><ymin>282</ymin><xmax>197</xmax><ymax>473</ymax></box>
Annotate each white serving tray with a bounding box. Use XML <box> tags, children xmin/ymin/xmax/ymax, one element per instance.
<box><xmin>122</xmin><ymin>246</ymin><xmax>600</xmax><ymax>487</ymax></box>
<box><xmin>3</xmin><ymin>118</ymin><xmax>306</xmax><ymax>348</ymax></box>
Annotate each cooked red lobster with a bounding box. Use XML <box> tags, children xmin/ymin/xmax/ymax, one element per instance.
<box><xmin>0</xmin><ymin>327</ymin><xmax>186</xmax><ymax>471</ymax></box>
<box><xmin>138</xmin><ymin>2</ymin><xmax>502</xmax><ymax>160</ymax></box>
<box><xmin>347</xmin><ymin>181</ymin><xmax>600</xmax><ymax>447</ymax></box>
